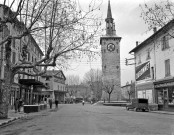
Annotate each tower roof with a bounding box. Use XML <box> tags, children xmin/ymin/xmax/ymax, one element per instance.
<box><xmin>107</xmin><ymin>0</ymin><xmax>112</xmax><ymax>19</ymax></box>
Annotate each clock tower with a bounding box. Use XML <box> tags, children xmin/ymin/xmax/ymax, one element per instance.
<box><xmin>100</xmin><ymin>0</ymin><xmax>122</xmax><ymax>101</ymax></box>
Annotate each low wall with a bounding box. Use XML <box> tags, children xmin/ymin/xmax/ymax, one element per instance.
<box><xmin>23</xmin><ymin>104</ymin><xmax>47</xmax><ymax>113</ymax></box>
<box><xmin>103</xmin><ymin>102</ymin><xmax>127</xmax><ymax>107</ymax></box>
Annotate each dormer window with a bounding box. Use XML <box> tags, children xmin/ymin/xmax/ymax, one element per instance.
<box><xmin>138</xmin><ymin>54</ymin><xmax>141</xmax><ymax>64</ymax></box>
<box><xmin>161</xmin><ymin>35</ymin><xmax>169</xmax><ymax>50</ymax></box>
<box><xmin>146</xmin><ymin>48</ymin><xmax>151</xmax><ymax>60</ymax></box>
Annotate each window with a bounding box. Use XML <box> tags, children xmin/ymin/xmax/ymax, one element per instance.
<box><xmin>138</xmin><ymin>54</ymin><xmax>141</xmax><ymax>64</ymax></box>
<box><xmin>117</xmin><ymin>49</ymin><xmax>119</xmax><ymax>53</ymax></box>
<box><xmin>28</xmin><ymin>53</ymin><xmax>30</xmax><ymax>61</ymax></box>
<box><xmin>45</xmin><ymin>83</ymin><xmax>49</xmax><ymax>87</ymax></box>
<box><xmin>165</xmin><ymin>59</ymin><xmax>170</xmax><ymax>77</ymax></box>
<box><xmin>116</xmin><ymin>66</ymin><xmax>119</xmax><ymax>69</ymax></box>
<box><xmin>146</xmin><ymin>48</ymin><xmax>151</xmax><ymax>60</ymax></box>
<box><xmin>161</xmin><ymin>36</ymin><xmax>169</xmax><ymax>50</ymax></box>
<box><xmin>12</xmin><ymin>52</ymin><xmax>16</xmax><ymax>64</ymax></box>
<box><xmin>45</xmin><ymin>77</ymin><xmax>50</xmax><ymax>81</ymax></box>
<box><xmin>12</xmin><ymin>39</ymin><xmax>15</xmax><ymax>48</ymax></box>
<box><xmin>151</xmin><ymin>67</ymin><xmax>154</xmax><ymax>79</ymax></box>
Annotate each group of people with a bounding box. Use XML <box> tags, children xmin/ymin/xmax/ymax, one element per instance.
<box><xmin>48</xmin><ymin>98</ymin><xmax>59</xmax><ymax>109</ymax></box>
<box><xmin>14</xmin><ymin>98</ymin><xmax>23</xmax><ymax>113</ymax></box>
<box><xmin>14</xmin><ymin>98</ymin><xmax>59</xmax><ymax>113</ymax></box>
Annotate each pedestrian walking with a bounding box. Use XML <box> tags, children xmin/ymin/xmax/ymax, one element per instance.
<box><xmin>55</xmin><ymin>99</ymin><xmax>59</xmax><ymax>108</ymax></box>
<box><xmin>49</xmin><ymin>98</ymin><xmax>53</xmax><ymax>109</ymax></box>
<box><xmin>14</xmin><ymin>98</ymin><xmax>19</xmax><ymax>113</ymax></box>
<box><xmin>18</xmin><ymin>98</ymin><xmax>23</xmax><ymax>112</ymax></box>
<box><xmin>82</xmin><ymin>100</ymin><xmax>85</xmax><ymax>106</ymax></box>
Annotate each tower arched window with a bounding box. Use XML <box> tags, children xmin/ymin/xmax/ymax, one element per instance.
<box><xmin>117</xmin><ymin>49</ymin><xmax>119</xmax><ymax>53</ymax></box>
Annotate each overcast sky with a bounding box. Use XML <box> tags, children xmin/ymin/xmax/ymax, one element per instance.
<box><xmin>65</xmin><ymin>0</ymin><xmax>154</xmax><ymax>85</ymax></box>
<box><xmin>1</xmin><ymin>0</ymin><xmax>156</xmax><ymax>85</ymax></box>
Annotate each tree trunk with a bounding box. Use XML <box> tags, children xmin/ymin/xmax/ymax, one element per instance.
<box><xmin>0</xmin><ymin>39</ymin><xmax>13</xmax><ymax>119</ymax></box>
<box><xmin>108</xmin><ymin>93</ymin><xmax>111</xmax><ymax>103</ymax></box>
<box><xmin>0</xmin><ymin>65</ymin><xmax>12</xmax><ymax>119</ymax></box>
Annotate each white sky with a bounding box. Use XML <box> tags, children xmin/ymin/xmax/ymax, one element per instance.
<box><xmin>2</xmin><ymin>0</ymin><xmax>157</xmax><ymax>85</ymax></box>
<box><xmin>65</xmin><ymin>0</ymin><xmax>153</xmax><ymax>85</ymax></box>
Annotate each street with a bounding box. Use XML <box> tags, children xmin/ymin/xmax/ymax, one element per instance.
<box><xmin>0</xmin><ymin>104</ymin><xmax>174</xmax><ymax>135</ymax></box>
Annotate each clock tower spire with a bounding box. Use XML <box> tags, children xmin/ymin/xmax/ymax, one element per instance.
<box><xmin>105</xmin><ymin>0</ymin><xmax>116</xmax><ymax>36</ymax></box>
<box><xmin>100</xmin><ymin>0</ymin><xmax>122</xmax><ymax>101</ymax></box>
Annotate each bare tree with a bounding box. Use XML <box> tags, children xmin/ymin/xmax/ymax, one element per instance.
<box><xmin>140</xmin><ymin>0</ymin><xmax>174</xmax><ymax>38</ymax></box>
<box><xmin>102</xmin><ymin>82</ymin><xmax>114</xmax><ymax>103</ymax></box>
<box><xmin>83</xmin><ymin>68</ymin><xmax>102</xmax><ymax>102</ymax></box>
<box><xmin>0</xmin><ymin>0</ymin><xmax>102</xmax><ymax>118</ymax></box>
<box><xmin>66</xmin><ymin>75</ymin><xmax>80</xmax><ymax>85</ymax></box>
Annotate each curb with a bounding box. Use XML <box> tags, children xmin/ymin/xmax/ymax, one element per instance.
<box><xmin>149</xmin><ymin>111</ymin><xmax>174</xmax><ymax>115</ymax></box>
<box><xmin>0</xmin><ymin>117</ymin><xmax>18</xmax><ymax>127</ymax></box>
<box><xmin>0</xmin><ymin>115</ymin><xmax>26</xmax><ymax>128</ymax></box>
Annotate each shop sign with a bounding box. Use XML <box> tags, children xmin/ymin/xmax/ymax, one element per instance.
<box><xmin>136</xmin><ymin>61</ymin><xmax>150</xmax><ymax>81</ymax></box>
<box><xmin>154</xmin><ymin>81</ymin><xmax>174</xmax><ymax>88</ymax></box>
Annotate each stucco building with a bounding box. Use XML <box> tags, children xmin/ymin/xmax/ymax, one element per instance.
<box><xmin>121</xmin><ymin>81</ymin><xmax>135</xmax><ymax>101</ymax></box>
<box><xmin>0</xmin><ymin>4</ymin><xmax>45</xmax><ymax>106</ymax></box>
<box><xmin>130</xmin><ymin>20</ymin><xmax>174</xmax><ymax>111</ymax></box>
<box><xmin>40</xmin><ymin>70</ymin><xmax>67</xmax><ymax>103</ymax></box>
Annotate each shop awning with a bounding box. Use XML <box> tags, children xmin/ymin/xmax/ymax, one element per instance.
<box><xmin>19</xmin><ymin>79</ymin><xmax>47</xmax><ymax>88</ymax></box>
<box><xmin>54</xmin><ymin>90</ymin><xmax>67</xmax><ymax>94</ymax></box>
<box><xmin>153</xmin><ymin>78</ymin><xmax>174</xmax><ymax>88</ymax></box>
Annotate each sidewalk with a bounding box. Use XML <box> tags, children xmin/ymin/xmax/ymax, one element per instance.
<box><xmin>0</xmin><ymin>107</ymin><xmax>26</xmax><ymax>127</ymax></box>
<box><xmin>0</xmin><ymin>104</ymin><xmax>58</xmax><ymax>127</ymax></box>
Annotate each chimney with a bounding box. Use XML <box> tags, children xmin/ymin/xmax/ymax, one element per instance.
<box><xmin>153</xmin><ymin>27</ymin><xmax>157</xmax><ymax>33</ymax></box>
<box><xmin>136</xmin><ymin>41</ymin><xmax>139</xmax><ymax>46</ymax></box>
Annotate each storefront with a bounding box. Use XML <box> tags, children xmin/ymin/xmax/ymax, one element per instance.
<box><xmin>154</xmin><ymin>78</ymin><xmax>174</xmax><ymax>111</ymax></box>
<box><xmin>54</xmin><ymin>90</ymin><xmax>67</xmax><ymax>103</ymax></box>
<box><xmin>9</xmin><ymin>83</ymin><xmax>20</xmax><ymax>109</ymax></box>
<box><xmin>136</xmin><ymin>82</ymin><xmax>154</xmax><ymax>103</ymax></box>
<box><xmin>135</xmin><ymin>61</ymin><xmax>154</xmax><ymax>103</ymax></box>
<box><xmin>19</xmin><ymin>79</ymin><xmax>48</xmax><ymax>105</ymax></box>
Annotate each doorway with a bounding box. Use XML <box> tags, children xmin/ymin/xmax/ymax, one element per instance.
<box><xmin>163</xmin><ymin>89</ymin><xmax>168</xmax><ymax>109</ymax></box>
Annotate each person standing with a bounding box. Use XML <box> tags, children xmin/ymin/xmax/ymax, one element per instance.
<box><xmin>82</xmin><ymin>100</ymin><xmax>85</xmax><ymax>106</ymax></box>
<box><xmin>55</xmin><ymin>99</ymin><xmax>58</xmax><ymax>108</ymax></box>
<box><xmin>49</xmin><ymin>98</ymin><xmax>52</xmax><ymax>109</ymax></box>
<box><xmin>18</xmin><ymin>98</ymin><xmax>23</xmax><ymax>112</ymax></box>
<box><xmin>14</xmin><ymin>98</ymin><xmax>19</xmax><ymax>113</ymax></box>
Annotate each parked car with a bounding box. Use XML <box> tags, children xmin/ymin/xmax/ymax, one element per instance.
<box><xmin>126</xmin><ymin>98</ymin><xmax>149</xmax><ymax>112</ymax></box>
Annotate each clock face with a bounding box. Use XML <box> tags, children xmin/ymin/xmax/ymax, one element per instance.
<box><xmin>107</xmin><ymin>43</ymin><xmax>115</xmax><ymax>52</ymax></box>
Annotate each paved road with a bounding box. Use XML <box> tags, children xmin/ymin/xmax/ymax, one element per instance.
<box><xmin>0</xmin><ymin>104</ymin><xmax>174</xmax><ymax>135</ymax></box>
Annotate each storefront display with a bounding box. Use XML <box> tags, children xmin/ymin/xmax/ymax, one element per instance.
<box><xmin>154</xmin><ymin>79</ymin><xmax>174</xmax><ymax>110</ymax></box>
<box><xmin>137</xmin><ymin>89</ymin><xmax>153</xmax><ymax>103</ymax></box>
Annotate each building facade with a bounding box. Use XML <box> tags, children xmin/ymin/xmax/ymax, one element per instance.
<box><xmin>67</xmin><ymin>85</ymin><xmax>90</xmax><ymax>103</ymax></box>
<box><xmin>100</xmin><ymin>1</ymin><xmax>121</xmax><ymax>101</ymax></box>
<box><xmin>121</xmin><ymin>81</ymin><xmax>135</xmax><ymax>101</ymax></box>
<box><xmin>130</xmin><ymin>20</ymin><xmax>174</xmax><ymax>111</ymax></box>
<box><xmin>0</xmin><ymin>4</ymin><xmax>45</xmax><ymax>107</ymax></box>
<box><xmin>40</xmin><ymin>70</ymin><xmax>67</xmax><ymax>103</ymax></box>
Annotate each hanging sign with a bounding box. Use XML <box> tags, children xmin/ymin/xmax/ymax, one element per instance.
<box><xmin>136</xmin><ymin>61</ymin><xmax>150</xmax><ymax>81</ymax></box>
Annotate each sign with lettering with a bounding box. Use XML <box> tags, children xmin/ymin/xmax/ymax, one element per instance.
<box><xmin>136</xmin><ymin>61</ymin><xmax>150</xmax><ymax>81</ymax></box>
<box><xmin>154</xmin><ymin>81</ymin><xmax>174</xmax><ymax>88</ymax></box>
